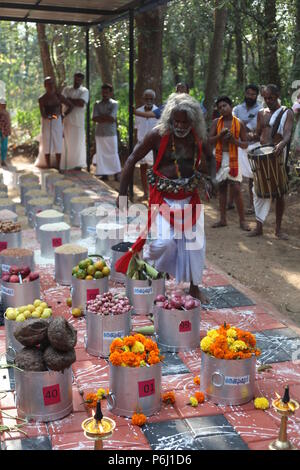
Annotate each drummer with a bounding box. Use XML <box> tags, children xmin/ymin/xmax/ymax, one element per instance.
<box><xmin>248</xmin><ymin>84</ymin><xmax>294</xmax><ymax>239</ymax></box>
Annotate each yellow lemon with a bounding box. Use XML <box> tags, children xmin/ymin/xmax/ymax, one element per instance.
<box><xmin>18</xmin><ymin>306</ymin><xmax>27</xmax><ymax>314</ymax></box>
<box><xmin>72</xmin><ymin>308</ymin><xmax>82</xmax><ymax>318</ymax></box>
<box><xmin>23</xmin><ymin>310</ymin><xmax>32</xmax><ymax>319</ymax></box>
<box><xmin>35</xmin><ymin>306</ymin><xmax>43</xmax><ymax>315</ymax></box>
<box><xmin>66</xmin><ymin>297</ymin><xmax>72</xmax><ymax>307</ymax></box>
<box><xmin>27</xmin><ymin>304</ymin><xmax>35</xmax><ymax>312</ymax></box>
<box><xmin>16</xmin><ymin>314</ymin><xmax>26</xmax><ymax>322</ymax></box>
<box><xmin>40</xmin><ymin>302</ymin><xmax>48</xmax><ymax>310</ymax></box>
<box><xmin>6</xmin><ymin>309</ymin><xmax>17</xmax><ymax>321</ymax></box>
<box><xmin>85</xmin><ymin>275</ymin><xmax>94</xmax><ymax>280</ymax></box>
<box><xmin>31</xmin><ymin>310</ymin><xmax>41</xmax><ymax>318</ymax></box>
<box><xmin>41</xmin><ymin>308</ymin><xmax>52</xmax><ymax>319</ymax></box>
<box><xmin>33</xmin><ymin>299</ymin><xmax>41</xmax><ymax>307</ymax></box>
<box><xmin>102</xmin><ymin>266</ymin><xmax>110</xmax><ymax>277</ymax></box>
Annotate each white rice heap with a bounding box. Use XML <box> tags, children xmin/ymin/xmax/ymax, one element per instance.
<box><xmin>36</xmin><ymin>209</ymin><xmax>64</xmax><ymax>219</ymax></box>
<box><xmin>40</xmin><ymin>222</ymin><xmax>70</xmax><ymax>232</ymax></box>
<box><xmin>54</xmin><ymin>243</ymin><xmax>88</xmax><ymax>254</ymax></box>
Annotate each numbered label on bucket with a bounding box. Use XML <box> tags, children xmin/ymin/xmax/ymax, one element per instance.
<box><xmin>179</xmin><ymin>320</ymin><xmax>192</xmax><ymax>333</ymax></box>
<box><xmin>138</xmin><ymin>379</ymin><xmax>155</xmax><ymax>398</ymax></box>
<box><xmin>224</xmin><ymin>375</ymin><xmax>250</xmax><ymax>386</ymax></box>
<box><xmin>43</xmin><ymin>384</ymin><xmax>61</xmax><ymax>406</ymax></box>
<box><xmin>1</xmin><ymin>264</ymin><xmax>10</xmax><ymax>273</ymax></box>
<box><xmin>103</xmin><ymin>330</ymin><xmax>124</xmax><ymax>340</ymax></box>
<box><xmin>52</xmin><ymin>237</ymin><xmax>62</xmax><ymax>248</ymax></box>
<box><xmin>133</xmin><ymin>287</ymin><xmax>153</xmax><ymax>296</ymax></box>
<box><xmin>1</xmin><ymin>285</ymin><xmax>14</xmax><ymax>296</ymax></box>
<box><xmin>0</xmin><ymin>241</ymin><xmax>8</xmax><ymax>252</ymax></box>
<box><xmin>87</xmin><ymin>226</ymin><xmax>96</xmax><ymax>235</ymax></box>
<box><xmin>87</xmin><ymin>288</ymin><xmax>99</xmax><ymax>301</ymax></box>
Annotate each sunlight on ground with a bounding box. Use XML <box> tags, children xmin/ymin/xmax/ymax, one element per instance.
<box><xmin>271</xmin><ymin>267</ymin><xmax>300</xmax><ymax>291</ymax></box>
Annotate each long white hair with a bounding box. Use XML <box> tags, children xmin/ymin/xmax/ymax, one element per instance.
<box><xmin>155</xmin><ymin>93</ymin><xmax>207</xmax><ymax>140</ymax></box>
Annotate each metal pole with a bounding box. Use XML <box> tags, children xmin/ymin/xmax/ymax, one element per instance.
<box><xmin>128</xmin><ymin>8</ymin><xmax>134</xmax><ymax>200</ymax></box>
<box><xmin>86</xmin><ymin>26</ymin><xmax>91</xmax><ymax>172</ymax></box>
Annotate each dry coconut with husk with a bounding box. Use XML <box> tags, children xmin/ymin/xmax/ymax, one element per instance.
<box><xmin>14</xmin><ymin>319</ymin><xmax>49</xmax><ymax>347</ymax></box>
<box><xmin>15</xmin><ymin>347</ymin><xmax>46</xmax><ymax>372</ymax></box>
<box><xmin>47</xmin><ymin>317</ymin><xmax>77</xmax><ymax>352</ymax></box>
<box><xmin>43</xmin><ymin>346</ymin><xmax>76</xmax><ymax>371</ymax></box>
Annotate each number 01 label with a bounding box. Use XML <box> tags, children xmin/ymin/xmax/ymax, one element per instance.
<box><xmin>138</xmin><ymin>379</ymin><xmax>155</xmax><ymax>398</ymax></box>
<box><xmin>43</xmin><ymin>384</ymin><xmax>61</xmax><ymax>406</ymax></box>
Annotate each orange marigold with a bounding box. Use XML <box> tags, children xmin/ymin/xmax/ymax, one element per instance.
<box><xmin>162</xmin><ymin>391</ymin><xmax>176</xmax><ymax>404</ymax></box>
<box><xmin>85</xmin><ymin>392</ymin><xmax>98</xmax><ymax>408</ymax></box>
<box><xmin>110</xmin><ymin>338</ymin><xmax>124</xmax><ymax>354</ymax></box>
<box><xmin>124</xmin><ymin>336</ymin><xmax>136</xmax><ymax>347</ymax></box>
<box><xmin>193</xmin><ymin>376</ymin><xmax>200</xmax><ymax>385</ymax></box>
<box><xmin>144</xmin><ymin>338</ymin><xmax>159</xmax><ymax>353</ymax></box>
<box><xmin>121</xmin><ymin>351</ymin><xmax>137</xmax><ymax>367</ymax></box>
<box><xmin>194</xmin><ymin>391</ymin><xmax>205</xmax><ymax>403</ymax></box>
<box><xmin>147</xmin><ymin>351</ymin><xmax>161</xmax><ymax>365</ymax></box>
<box><xmin>133</xmin><ymin>333</ymin><xmax>147</xmax><ymax>345</ymax></box>
<box><xmin>110</xmin><ymin>351</ymin><xmax>123</xmax><ymax>366</ymax></box>
<box><xmin>132</xmin><ymin>412</ymin><xmax>147</xmax><ymax>426</ymax></box>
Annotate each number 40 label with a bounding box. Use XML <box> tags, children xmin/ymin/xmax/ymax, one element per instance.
<box><xmin>43</xmin><ymin>384</ymin><xmax>61</xmax><ymax>406</ymax></box>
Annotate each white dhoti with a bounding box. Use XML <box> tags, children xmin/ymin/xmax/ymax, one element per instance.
<box><xmin>93</xmin><ymin>135</ymin><xmax>121</xmax><ymax>175</ymax></box>
<box><xmin>215</xmin><ymin>150</ymin><xmax>243</xmax><ymax>183</ymax></box>
<box><xmin>41</xmin><ymin>116</ymin><xmax>63</xmax><ymax>154</ymax></box>
<box><xmin>146</xmin><ymin>197</ymin><xmax>205</xmax><ymax>285</ymax></box>
<box><xmin>61</xmin><ymin>124</ymin><xmax>87</xmax><ymax>170</ymax></box>
<box><xmin>253</xmin><ymin>187</ymin><xmax>271</xmax><ymax>223</ymax></box>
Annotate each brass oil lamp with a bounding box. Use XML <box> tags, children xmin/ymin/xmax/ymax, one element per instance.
<box><xmin>269</xmin><ymin>385</ymin><xmax>299</xmax><ymax>451</ymax></box>
<box><xmin>82</xmin><ymin>400</ymin><xmax>116</xmax><ymax>450</ymax></box>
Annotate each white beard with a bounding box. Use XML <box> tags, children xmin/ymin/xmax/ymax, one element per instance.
<box><xmin>172</xmin><ymin>125</ymin><xmax>192</xmax><ymax>138</ymax></box>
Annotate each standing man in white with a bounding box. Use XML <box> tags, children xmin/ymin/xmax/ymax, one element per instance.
<box><xmin>92</xmin><ymin>83</ymin><xmax>121</xmax><ymax>181</ymax></box>
<box><xmin>61</xmin><ymin>72</ymin><xmax>89</xmax><ymax>170</ymax></box>
<box><xmin>134</xmin><ymin>89</ymin><xmax>158</xmax><ymax>199</ymax></box>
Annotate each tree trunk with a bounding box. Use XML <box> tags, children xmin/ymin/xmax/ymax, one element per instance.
<box><xmin>185</xmin><ymin>33</ymin><xmax>196</xmax><ymax>88</ymax></box>
<box><xmin>203</xmin><ymin>1</ymin><xmax>228</xmax><ymax>122</ymax></box>
<box><xmin>222</xmin><ymin>35</ymin><xmax>233</xmax><ymax>85</ymax></box>
<box><xmin>36</xmin><ymin>24</ymin><xmax>56</xmax><ymax>83</ymax></box>
<box><xmin>234</xmin><ymin>0</ymin><xmax>244</xmax><ymax>88</ymax></box>
<box><xmin>262</xmin><ymin>0</ymin><xmax>280</xmax><ymax>87</ymax></box>
<box><xmin>292</xmin><ymin>0</ymin><xmax>300</xmax><ymax>82</ymax></box>
<box><xmin>135</xmin><ymin>7</ymin><xmax>166</xmax><ymax>107</ymax></box>
<box><xmin>92</xmin><ymin>27</ymin><xmax>113</xmax><ymax>85</ymax></box>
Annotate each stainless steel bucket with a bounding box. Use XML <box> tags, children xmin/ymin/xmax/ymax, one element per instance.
<box><xmin>0</xmin><ymin>252</ymin><xmax>35</xmax><ymax>276</ymax></box>
<box><xmin>0</xmin><ymin>231</ymin><xmax>22</xmax><ymax>251</ymax></box>
<box><xmin>62</xmin><ymin>189</ymin><xmax>87</xmax><ymax>214</ymax></box>
<box><xmin>14</xmin><ymin>367</ymin><xmax>73</xmax><ymax>422</ymax></box>
<box><xmin>80</xmin><ymin>213</ymin><xmax>104</xmax><ymax>239</ymax></box>
<box><xmin>110</xmin><ymin>243</ymin><xmax>133</xmax><ymax>284</ymax></box>
<box><xmin>24</xmin><ymin>191</ymin><xmax>48</xmax><ymax>213</ymax></box>
<box><xmin>69</xmin><ymin>199</ymin><xmax>95</xmax><ymax>227</ymax></box>
<box><xmin>71</xmin><ymin>275</ymin><xmax>109</xmax><ymax>311</ymax></box>
<box><xmin>27</xmin><ymin>201</ymin><xmax>53</xmax><ymax>228</ymax></box>
<box><xmin>95</xmin><ymin>223</ymin><xmax>125</xmax><ymax>257</ymax></box>
<box><xmin>1</xmin><ymin>278</ymin><xmax>40</xmax><ymax>309</ymax></box>
<box><xmin>54</xmin><ymin>181</ymin><xmax>75</xmax><ymax>206</ymax></box>
<box><xmin>35</xmin><ymin>213</ymin><xmax>64</xmax><ymax>242</ymax></box>
<box><xmin>54</xmin><ymin>249</ymin><xmax>88</xmax><ymax>286</ymax></box>
<box><xmin>18</xmin><ymin>173</ymin><xmax>39</xmax><ymax>185</ymax></box>
<box><xmin>39</xmin><ymin>226</ymin><xmax>71</xmax><ymax>258</ymax></box>
<box><xmin>107</xmin><ymin>362</ymin><xmax>161</xmax><ymax>417</ymax></box>
<box><xmin>200</xmin><ymin>351</ymin><xmax>256</xmax><ymax>406</ymax></box>
<box><xmin>85</xmin><ymin>310</ymin><xmax>131</xmax><ymax>358</ymax></box>
<box><xmin>4</xmin><ymin>315</ymin><xmax>23</xmax><ymax>362</ymax></box>
<box><xmin>125</xmin><ymin>278</ymin><xmax>165</xmax><ymax>315</ymax></box>
<box><xmin>0</xmin><ymin>200</ymin><xmax>17</xmax><ymax>213</ymax></box>
<box><xmin>20</xmin><ymin>183</ymin><xmax>41</xmax><ymax>205</ymax></box>
<box><xmin>154</xmin><ymin>305</ymin><xmax>200</xmax><ymax>352</ymax></box>
<box><xmin>45</xmin><ymin>173</ymin><xmax>64</xmax><ymax>194</ymax></box>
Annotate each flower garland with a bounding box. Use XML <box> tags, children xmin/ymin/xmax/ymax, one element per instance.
<box><xmin>109</xmin><ymin>334</ymin><xmax>164</xmax><ymax>367</ymax></box>
<box><xmin>200</xmin><ymin>324</ymin><xmax>261</xmax><ymax>360</ymax></box>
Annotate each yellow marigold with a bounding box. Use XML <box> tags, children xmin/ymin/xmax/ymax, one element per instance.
<box><xmin>254</xmin><ymin>397</ymin><xmax>269</xmax><ymax>410</ymax></box>
<box><xmin>96</xmin><ymin>388</ymin><xmax>106</xmax><ymax>399</ymax></box>
<box><xmin>193</xmin><ymin>376</ymin><xmax>200</xmax><ymax>385</ymax></box>
<box><xmin>131</xmin><ymin>341</ymin><xmax>145</xmax><ymax>354</ymax></box>
<box><xmin>189</xmin><ymin>396</ymin><xmax>198</xmax><ymax>407</ymax></box>
<box><xmin>227</xmin><ymin>337</ymin><xmax>235</xmax><ymax>346</ymax></box>
<box><xmin>226</xmin><ymin>328</ymin><xmax>237</xmax><ymax>339</ymax></box>
<box><xmin>207</xmin><ymin>329</ymin><xmax>219</xmax><ymax>339</ymax></box>
<box><xmin>132</xmin><ymin>412</ymin><xmax>147</xmax><ymax>426</ymax></box>
<box><xmin>200</xmin><ymin>336</ymin><xmax>213</xmax><ymax>352</ymax></box>
<box><xmin>230</xmin><ymin>340</ymin><xmax>248</xmax><ymax>352</ymax></box>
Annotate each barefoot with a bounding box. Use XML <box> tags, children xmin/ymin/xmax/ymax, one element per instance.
<box><xmin>188</xmin><ymin>284</ymin><xmax>209</xmax><ymax>304</ymax></box>
<box><xmin>240</xmin><ymin>222</ymin><xmax>251</xmax><ymax>231</ymax></box>
<box><xmin>212</xmin><ymin>221</ymin><xmax>227</xmax><ymax>228</ymax></box>
<box><xmin>275</xmin><ymin>231</ymin><xmax>289</xmax><ymax>240</ymax></box>
<box><xmin>247</xmin><ymin>229</ymin><xmax>263</xmax><ymax>237</ymax></box>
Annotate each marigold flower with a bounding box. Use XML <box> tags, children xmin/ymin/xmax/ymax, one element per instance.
<box><xmin>85</xmin><ymin>392</ymin><xmax>97</xmax><ymax>408</ymax></box>
<box><xmin>123</xmin><ymin>335</ymin><xmax>136</xmax><ymax>347</ymax></box>
<box><xmin>96</xmin><ymin>388</ymin><xmax>106</xmax><ymax>399</ymax></box>
<box><xmin>227</xmin><ymin>337</ymin><xmax>235</xmax><ymax>346</ymax></box>
<box><xmin>193</xmin><ymin>376</ymin><xmax>200</xmax><ymax>385</ymax></box>
<box><xmin>200</xmin><ymin>336</ymin><xmax>213</xmax><ymax>352</ymax></box>
<box><xmin>121</xmin><ymin>351</ymin><xmax>137</xmax><ymax>367</ymax></box>
<box><xmin>194</xmin><ymin>391</ymin><xmax>205</xmax><ymax>403</ymax></box>
<box><xmin>131</xmin><ymin>341</ymin><xmax>145</xmax><ymax>354</ymax></box>
<box><xmin>132</xmin><ymin>412</ymin><xmax>147</xmax><ymax>426</ymax></box>
<box><xmin>144</xmin><ymin>338</ymin><xmax>159</xmax><ymax>352</ymax></box>
<box><xmin>162</xmin><ymin>391</ymin><xmax>176</xmax><ymax>404</ymax></box>
<box><xmin>189</xmin><ymin>396</ymin><xmax>198</xmax><ymax>407</ymax></box>
<box><xmin>133</xmin><ymin>333</ymin><xmax>147</xmax><ymax>345</ymax></box>
<box><xmin>110</xmin><ymin>338</ymin><xmax>124</xmax><ymax>354</ymax></box>
<box><xmin>226</xmin><ymin>328</ymin><xmax>237</xmax><ymax>339</ymax></box>
<box><xmin>207</xmin><ymin>329</ymin><xmax>219</xmax><ymax>339</ymax></box>
<box><xmin>230</xmin><ymin>340</ymin><xmax>248</xmax><ymax>352</ymax></box>
<box><xmin>147</xmin><ymin>351</ymin><xmax>161</xmax><ymax>365</ymax></box>
<box><xmin>110</xmin><ymin>351</ymin><xmax>123</xmax><ymax>366</ymax></box>
<box><xmin>254</xmin><ymin>397</ymin><xmax>269</xmax><ymax>410</ymax></box>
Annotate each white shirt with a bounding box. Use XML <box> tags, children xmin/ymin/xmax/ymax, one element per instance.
<box><xmin>62</xmin><ymin>85</ymin><xmax>89</xmax><ymax>128</ymax></box>
<box><xmin>135</xmin><ymin>105</ymin><xmax>158</xmax><ymax>141</ymax></box>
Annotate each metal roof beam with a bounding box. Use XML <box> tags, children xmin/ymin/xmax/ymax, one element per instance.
<box><xmin>0</xmin><ymin>2</ymin><xmax>120</xmax><ymax>16</ymax></box>
<box><xmin>0</xmin><ymin>15</ymin><xmax>88</xmax><ymax>26</ymax></box>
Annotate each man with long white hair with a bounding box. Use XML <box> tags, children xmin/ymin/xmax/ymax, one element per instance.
<box><xmin>116</xmin><ymin>93</ymin><xmax>216</xmax><ymax>302</ymax></box>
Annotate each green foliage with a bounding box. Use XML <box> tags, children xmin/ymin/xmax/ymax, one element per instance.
<box><xmin>15</xmin><ymin>108</ymin><xmax>41</xmax><ymax>140</ymax></box>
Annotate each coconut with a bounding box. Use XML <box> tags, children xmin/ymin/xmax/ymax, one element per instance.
<box><xmin>14</xmin><ymin>319</ymin><xmax>49</xmax><ymax>347</ymax></box>
<box><xmin>43</xmin><ymin>346</ymin><xmax>76</xmax><ymax>371</ymax></box>
<box><xmin>15</xmin><ymin>347</ymin><xmax>46</xmax><ymax>372</ymax></box>
<box><xmin>47</xmin><ymin>317</ymin><xmax>77</xmax><ymax>352</ymax></box>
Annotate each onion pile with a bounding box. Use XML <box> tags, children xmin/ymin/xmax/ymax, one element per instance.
<box><xmin>155</xmin><ymin>293</ymin><xmax>200</xmax><ymax>311</ymax></box>
<box><xmin>86</xmin><ymin>291</ymin><xmax>131</xmax><ymax>316</ymax></box>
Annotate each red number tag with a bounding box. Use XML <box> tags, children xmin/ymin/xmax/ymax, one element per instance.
<box><xmin>87</xmin><ymin>288</ymin><xmax>99</xmax><ymax>301</ymax></box>
<box><xmin>0</xmin><ymin>241</ymin><xmax>8</xmax><ymax>252</ymax></box>
<box><xmin>138</xmin><ymin>379</ymin><xmax>155</xmax><ymax>398</ymax></box>
<box><xmin>52</xmin><ymin>237</ymin><xmax>62</xmax><ymax>248</ymax></box>
<box><xmin>179</xmin><ymin>320</ymin><xmax>192</xmax><ymax>333</ymax></box>
<box><xmin>43</xmin><ymin>384</ymin><xmax>61</xmax><ymax>406</ymax></box>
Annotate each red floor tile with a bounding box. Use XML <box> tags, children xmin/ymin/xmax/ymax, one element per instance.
<box><xmin>147</xmin><ymin>403</ymin><xmax>180</xmax><ymax>423</ymax></box>
<box><xmin>178</xmin><ymin>349</ymin><xmax>202</xmax><ymax>374</ymax></box>
<box><xmin>73</xmin><ymin>361</ymin><xmax>110</xmax><ymax>393</ymax></box>
<box><xmin>102</xmin><ymin>422</ymin><xmax>151</xmax><ymax>450</ymax></box>
<box><xmin>75</xmin><ymin>348</ymin><xmax>97</xmax><ymax>362</ymax></box>
<box><xmin>256</xmin><ymin>361</ymin><xmax>300</xmax><ymax>385</ymax></box>
<box><xmin>72</xmin><ymin>387</ymin><xmax>86</xmax><ymax>413</ymax></box>
<box><xmin>174</xmin><ymin>389</ymin><xmax>222</xmax><ymax>418</ymax></box>
<box><xmin>202</xmin><ymin>274</ymin><xmax>230</xmax><ymax>287</ymax></box>
<box><xmin>247</xmin><ymin>439</ymin><xmax>276</xmax><ymax>450</ymax></box>
<box><xmin>47</xmin><ymin>411</ymin><xmax>89</xmax><ymax>435</ymax></box>
<box><xmin>224</xmin><ymin>409</ymin><xmax>279</xmax><ymax>443</ymax></box>
<box><xmin>161</xmin><ymin>373</ymin><xmax>195</xmax><ymax>392</ymax></box>
<box><xmin>210</xmin><ymin>308</ymin><xmax>285</xmax><ymax>332</ymax></box>
<box><xmin>51</xmin><ymin>431</ymin><xmax>93</xmax><ymax>450</ymax></box>
<box><xmin>1</xmin><ymin>408</ymin><xmax>48</xmax><ymax>440</ymax></box>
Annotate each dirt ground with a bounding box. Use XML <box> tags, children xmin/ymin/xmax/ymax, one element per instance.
<box><xmin>4</xmin><ymin>152</ymin><xmax>300</xmax><ymax>328</ymax></box>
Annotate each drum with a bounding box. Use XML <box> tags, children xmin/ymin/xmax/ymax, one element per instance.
<box><xmin>248</xmin><ymin>145</ymin><xmax>288</xmax><ymax>198</ymax></box>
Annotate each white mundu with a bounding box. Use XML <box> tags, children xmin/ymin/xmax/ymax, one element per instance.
<box><xmin>61</xmin><ymin>85</ymin><xmax>89</xmax><ymax>169</ymax></box>
<box><xmin>253</xmin><ymin>107</ymin><xmax>288</xmax><ymax>223</ymax></box>
<box><xmin>134</xmin><ymin>105</ymin><xmax>158</xmax><ymax>166</ymax></box>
